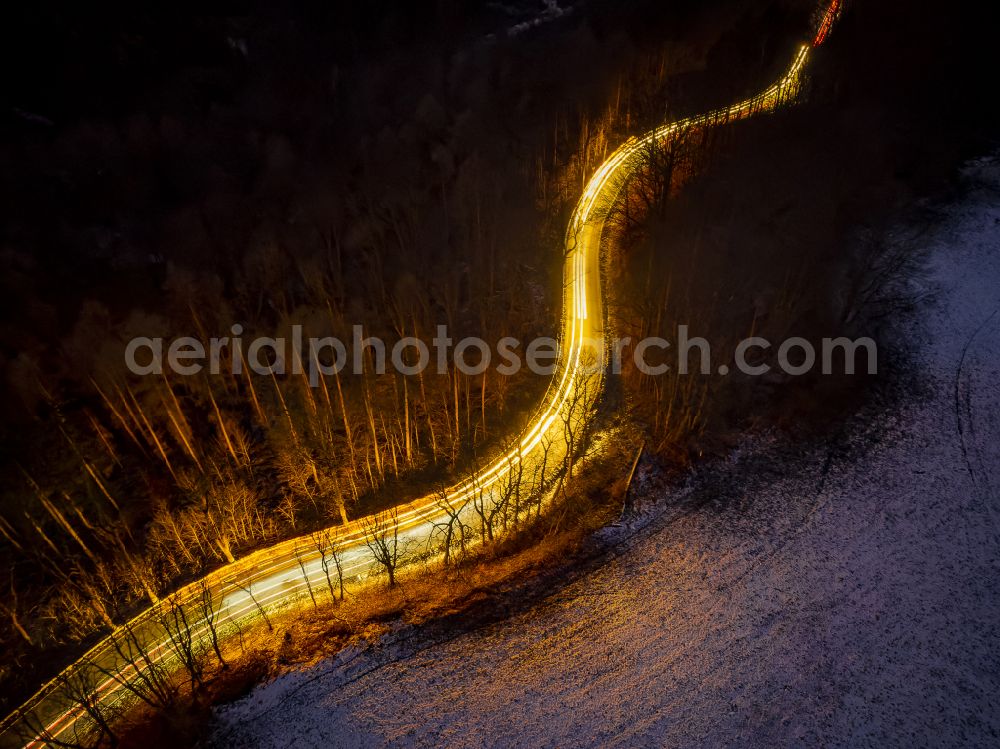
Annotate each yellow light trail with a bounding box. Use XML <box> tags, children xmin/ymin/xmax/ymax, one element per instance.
<box><xmin>1</xmin><ymin>5</ymin><xmax>839</xmax><ymax>745</ymax></box>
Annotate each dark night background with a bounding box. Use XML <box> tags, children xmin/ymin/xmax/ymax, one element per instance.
<box><xmin>2</xmin><ymin>0</ymin><xmax>997</xmax><ymax>421</ymax></box>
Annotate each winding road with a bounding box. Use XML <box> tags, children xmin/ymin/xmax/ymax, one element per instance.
<box><xmin>0</xmin><ymin>3</ymin><xmax>840</xmax><ymax>746</ymax></box>
<box><xmin>211</xmin><ymin>148</ymin><xmax>1000</xmax><ymax>749</ymax></box>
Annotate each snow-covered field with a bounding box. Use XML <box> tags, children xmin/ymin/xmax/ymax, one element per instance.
<box><xmin>207</xmin><ymin>159</ymin><xmax>1000</xmax><ymax>748</ymax></box>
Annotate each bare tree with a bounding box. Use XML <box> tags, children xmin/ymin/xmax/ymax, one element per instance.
<box><xmin>362</xmin><ymin>508</ymin><xmax>402</xmax><ymax>588</ymax></box>
<box><xmin>311</xmin><ymin>529</ymin><xmax>345</xmax><ymax>602</ymax></box>
<box><xmin>431</xmin><ymin>487</ymin><xmax>470</xmax><ymax>566</ymax></box>
<box><xmin>1</xmin><ymin>572</ymin><xmax>33</xmax><ymax>645</ymax></box>
<box><xmin>232</xmin><ymin>578</ymin><xmax>273</xmax><ymax>632</ymax></box>
<box><xmin>294</xmin><ymin>544</ymin><xmax>319</xmax><ymax>611</ymax></box>
<box><xmin>560</xmin><ymin>368</ymin><xmax>601</xmax><ymax>487</ymax></box>
<box><xmin>493</xmin><ymin>444</ymin><xmax>525</xmax><ymax>533</ymax></box>
<box><xmin>193</xmin><ymin>579</ymin><xmax>226</xmax><ymax>669</ymax></box>
<box><xmin>97</xmin><ymin>620</ymin><xmax>178</xmax><ymax>710</ymax></box>
<box><xmin>156</xmin><ymin>595</ymin><xmax>205</xmax><ymax>691</ymax></box>
<box><xmin>18</xmin><ymin>663</ymin><xmax>121</xmax><ymax>748</ymax></box>
<box><xmin>469</xmin><ymin>471</ymin><xmax>494</xmax><ymax>544</ymax></box>
<box><xmin>71</xmin><ymin>559</ymin><xmax>123</xmax><ymax>631</ymax></box>
<box><xmin>841</xmin><ymin>228</ymin><xmax>931</xmax><ymax>324</ymax></box>
<box><xmin>528</xmin><ymin>432</ymin><xmax>557</xmax><ymax>520</ymax></box>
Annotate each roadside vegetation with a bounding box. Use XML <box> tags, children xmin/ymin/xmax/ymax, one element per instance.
<box><xmin>19</xmin><ymin>423</ymin><xmax>637</xmax><ymax>749</ymax></box>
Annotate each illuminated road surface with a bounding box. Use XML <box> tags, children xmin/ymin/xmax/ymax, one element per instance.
<box><xmin>0</xmin><ymin>3</ymin><xmax>840</xmax><ymax>745</ymax></box>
